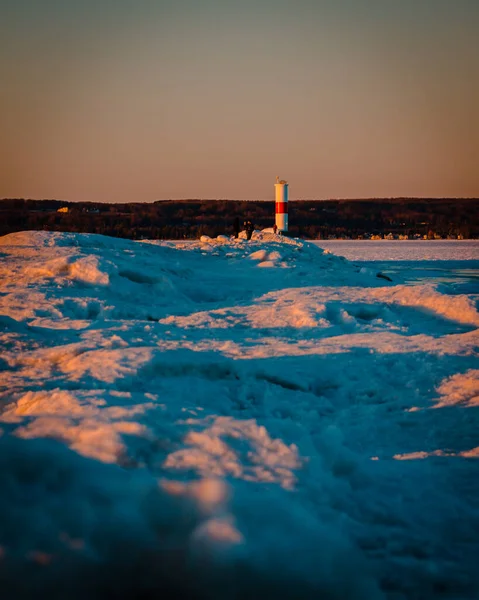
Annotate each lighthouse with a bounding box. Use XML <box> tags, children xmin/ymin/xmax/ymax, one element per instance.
<box><xmin>275</xmin><ymin>176</ymin><xmax>288</xmax><ymax>233</ymax></box>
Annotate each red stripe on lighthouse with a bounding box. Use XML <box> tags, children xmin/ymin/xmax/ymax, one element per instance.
<box><xmin>275</xmin><ymin>202</ymin><xmax>288</xmax><ymax>214</ymax></box>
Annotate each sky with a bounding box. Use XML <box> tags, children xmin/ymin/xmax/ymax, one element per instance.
<box><xmin>1</xmin><ymin>0</ymin><xmax>478</xmax><ymax>202</ymax></box>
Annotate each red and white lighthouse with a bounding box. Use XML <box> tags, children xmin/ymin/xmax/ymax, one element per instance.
<box><xmin>275</xmin><ymin>176</ymin><xmax>288</xmax><ymax>232</ymax></box>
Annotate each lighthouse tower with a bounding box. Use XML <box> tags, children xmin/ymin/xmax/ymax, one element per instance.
<box><xmin>275</xmin><ymin>176</ymin><xmax>288</xmax><ymax>232</ymax></box>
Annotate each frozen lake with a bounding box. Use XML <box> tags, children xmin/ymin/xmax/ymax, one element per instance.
<box><xmin>312</xmin><ymin>240</ymin><xmax>479</xmax><ymax>262</ymax></box>
<box><xmin>313</xmin><ymin>240</ymin><xmax>479</xmax><ymax>293</ymax></box>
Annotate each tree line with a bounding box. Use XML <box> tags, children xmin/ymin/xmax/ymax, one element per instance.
<box><xmin>1</xmin><ymin>197</ymin><xmax>478</xmax><ymax>239</ymax></box>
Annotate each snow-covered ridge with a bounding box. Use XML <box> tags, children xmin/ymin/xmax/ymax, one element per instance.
<box><xmin>0</xmin><ymin>230</ymin><xmax>478</xmax><ymax>599</ymax></box>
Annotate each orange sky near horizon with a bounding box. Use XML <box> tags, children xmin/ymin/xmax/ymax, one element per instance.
<box><xmin>1</xmin><ymin>0</ymin><xmax>478</xmax><ymax>202</ymax></box>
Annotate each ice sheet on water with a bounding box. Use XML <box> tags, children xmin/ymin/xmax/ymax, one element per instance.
<box><xmin>313</xmin><ymin>240</ymin><xmax>479</xmax><ymax>262</ymax></box>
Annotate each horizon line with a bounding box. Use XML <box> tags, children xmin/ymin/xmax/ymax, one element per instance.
<box><xmin>2</xmin><ymin>196</ymin><xmax>479</xmax><ymax>204</ymax></box>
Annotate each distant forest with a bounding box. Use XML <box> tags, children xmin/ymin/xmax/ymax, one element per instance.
<box><xmin>1</xmin><ymin>198</ymin><xmax>478</xmax><ymax>240</ymax></box>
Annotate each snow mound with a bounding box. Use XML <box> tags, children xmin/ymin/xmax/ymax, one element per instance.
<box><xmin>1</xmin><ymin>230</ymin><xmax>478</xmax><ymax>598</ymax></box>
<box><xmin>0</xmin><ymin>230</ymin><xmax>133</xmax><ymax>250</ymax></box>
<box><xmin>0</xmin><ymin>230</ymin><xmax>69</xmax><ymax>248</ymax></box>
<box><xmin>432</xmin><ymin>370</ymin><xmax>479</xmax><ymax>408</ymax></box>
<box><xmin>25</xmin><ymin>255</ymin><xmax>111</xmax><ymax>285</ymax></box>
<box><xmin>164</xmin><ymin>416</ymin><xmax>301</xmax><ymax>490</ymax></box>
<box><xmin>371</xmin><ymin>284</ymin><xmax>479</xmax><ymax>326</ymax></box>
<box><xmin>0</xmin><ymin>388</ymin><xmax>149</xmax><ymax>463</ymax></box>
<box><xmin>249</xmin><ymin>249</ymin><xmax>283</xmax><ymax>267</ymax></box>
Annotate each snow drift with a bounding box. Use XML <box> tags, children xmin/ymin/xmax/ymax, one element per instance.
<box><xmin>0</xmin><ymin>231</ymin><xmax>478</xmax><ymax>599</ymax></box>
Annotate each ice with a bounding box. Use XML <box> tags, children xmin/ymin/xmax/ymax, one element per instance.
<box><xmin>313</xmin><ymin>240</ymin><xmax>479</xmax><ymax>262</ymax></box>
<box><xmin>0</xmin><ymin>231</ymin><xmax>478</xmax><ymax>599</ymax></box>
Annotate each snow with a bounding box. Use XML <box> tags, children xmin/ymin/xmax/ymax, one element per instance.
<box><xmin>430</xmin><ymin>370</ymin><xmax>479</xmax><ymax>409</ymax></box>
<box><xmin>313</xmin><ymin>240</ymin><xmax>479</xmax><ymax>262</ymax></box>
<box><xmin>1</xmin><ymin>230</ymin><xmax>479</xmax><ymax>599</ymax></box>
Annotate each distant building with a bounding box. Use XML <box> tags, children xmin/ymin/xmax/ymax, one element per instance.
<box><xmin>57</xmin><ymin>206</ymin><xmax>69</xmax><ymax>213</ymax></box>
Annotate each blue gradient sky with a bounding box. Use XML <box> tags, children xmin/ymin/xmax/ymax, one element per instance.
<box><xmin>1</xmin><ymin>0</ymin><xmax>478</xmax><ymax>201</ymax></box>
